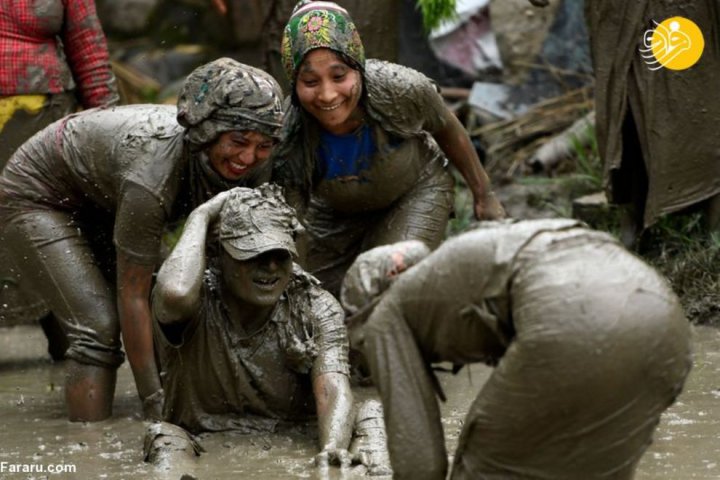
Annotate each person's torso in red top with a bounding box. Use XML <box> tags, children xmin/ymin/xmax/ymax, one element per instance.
<box><xmin>0</xmin><ymin>0</ymin><xmax>118</xmax><ymax>107</ymax></box>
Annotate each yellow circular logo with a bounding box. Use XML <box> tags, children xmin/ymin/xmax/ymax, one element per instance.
<box><xmin>644</xmin><ymin>16</ymin><xmax>704</xmax><ymax>70</ymax></box>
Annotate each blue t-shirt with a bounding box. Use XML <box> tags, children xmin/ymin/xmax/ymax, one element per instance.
<box><xmin>318</xmin><ymin>124</ymin><xmax>377</xmax><ymax>181</ymax></box>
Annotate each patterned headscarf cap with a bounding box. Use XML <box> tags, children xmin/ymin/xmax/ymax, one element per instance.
<box><xmin>177</xmin><ymin>58</ymin><xmax>284</xmax><ymax>145</ymax></box>
<box><xmin>281</xmin><ymin>1</ymin><xmax>365</xmax><ymax>82</ymax></box>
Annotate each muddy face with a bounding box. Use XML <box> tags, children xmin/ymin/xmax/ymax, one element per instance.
<box><xmin>295</xmin><ymin>48</ymin><xmax>363</xmax><ymax>135</ymax></box>
<box><xmin>206</xmin><ymin>131</ymin><xmax>275</xmax><ymax>181</ymax></box>
<box><xmin>220</xmin><ymin>249</ymin><xmax>292</xmax><ymax>307</ymax></box>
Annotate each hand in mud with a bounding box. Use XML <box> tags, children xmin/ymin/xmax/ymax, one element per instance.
<box><xmin>350</xmin><ymin>451</ymin><xmax>393</xmax><ymax>476</ymax></box>
<box><xmin>527</xmin><ymin>0</ymin><xmax>549</xmax><ymax>6</ymax></box>
<box><xmin>142</xmin><ymin>388</ymin><xmax>165</xmax><ymax>421</ymax></box>
<box><xmin>315</xmin><ymin>447</ymin><xmax>352</xmax><ymax>469</ymax></box>
<box><xmin>474</xmin><ymin>191</ymin><xmax>507</xmax><ymax>220</ymax></box>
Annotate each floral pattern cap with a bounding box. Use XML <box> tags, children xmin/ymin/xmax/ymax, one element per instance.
<box><xmin>281</xmin><ymin>0</ymin><xmax>365</xmax><ymax>83</ymax></box>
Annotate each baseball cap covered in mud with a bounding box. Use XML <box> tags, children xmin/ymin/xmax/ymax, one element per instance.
<box><xmin>218</xmin><ymin>185</ymin><xmax>299</xmax><ymax>261</ymax></box>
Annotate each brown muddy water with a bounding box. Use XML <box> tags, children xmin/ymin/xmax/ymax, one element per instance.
<box><xmin>0</xmin><ymin>324</ymin><xmax>718</xmax><ymax>479</ymax></box>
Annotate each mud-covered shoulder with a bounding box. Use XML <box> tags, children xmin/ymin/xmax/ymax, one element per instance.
<box><xmin>286</xmin><ymin>264</ymin><xmax>344</xmax><ymax>330</ymax></box>
<box><xmin>116</xmin><ymin>105</ymin><xmax>188</xmax><ymax>213</ymax></box>
<box><xmin>365</xmin><ymin>59</ymin><xmax>447</xmax><ymax>135</ymax></box>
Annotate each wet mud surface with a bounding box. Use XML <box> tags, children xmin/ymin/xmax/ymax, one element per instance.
<box><xmin>1</xmin><ymin>324</ymin><xmax>718</xmax><ymax>479</ymax></box>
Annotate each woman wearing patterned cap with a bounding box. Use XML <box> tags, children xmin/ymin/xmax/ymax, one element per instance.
<box><xmin>271</xmin><ymin>0</ymin><xmax>505</xmax><ymax>294</ymax></box>
<box><xmin>0</xmin><ymin>58</ymin><xmax>284</xmax><ymax>422</ymax></box>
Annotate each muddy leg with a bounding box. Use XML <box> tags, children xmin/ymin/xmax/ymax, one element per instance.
<box><xmin>65</xmin><ymin>360</ymin><xmax>117</xmax><ymax>421</ymax></box>
<box><xmin>3</xmin><ymin>212</ymin><xmax>125</xmax><ymax>420</ymax></box>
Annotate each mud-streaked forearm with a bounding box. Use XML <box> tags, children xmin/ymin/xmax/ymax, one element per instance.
<box><xmin>313</xmin><ymin>372</ymin><xmax>354</xmax><ymax>452</ymax></box>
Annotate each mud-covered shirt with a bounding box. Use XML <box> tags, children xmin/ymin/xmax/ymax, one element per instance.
<box><xmin>274</xmin><ymin>59</ymin><xmax>449</xmax><ymax>214</ymax></box>
<box><xmin>0</xmin><ymin>104</ymin><xmax>269</xmax><ymax>265</ymax></box>
<box><xmin>375</xmin><ymin>219</ymin><xmax>599</xmax><ymax>365</ymax></box>
<box><xmin>156</xmin><ymin>266</ymin><xmax>350</xmax><ymax>435</ymax></box>
<box><xmin>0</xmin><ymin>0</ymin><xmax>118</xmax><ymax>107</ymax></box>
<box><xmin>0</xmin><ymin>105</ymin><xmax>192</xmax><ymax>265</ymax></box>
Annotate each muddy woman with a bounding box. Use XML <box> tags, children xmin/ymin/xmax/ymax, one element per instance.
<box><xmin>147</xmin><ymin>186</ymin><xmax>389</xmax><ymax>474</ymax></box>
<box><xmin>271</xmin><ymin>0</ymin><xmax>505</xmax><ymax>295</ymax></box>
<box><xmin>344</xmin><ymin>219</ymin><xmax>692</xmax><ymax>479</ymax></box>
<box><xmin>0</xmin><ymin>58</ymin><xmax>283</xmax><ymax>421</ymax></box>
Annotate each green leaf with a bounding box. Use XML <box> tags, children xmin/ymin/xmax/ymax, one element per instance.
<box><xmin>416</xmin><ymin>0</ymin><xmax>457</xmax><ymax>32</ymax></box>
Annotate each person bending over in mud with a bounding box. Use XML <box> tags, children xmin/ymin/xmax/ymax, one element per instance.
<box><xmin>342</xmin><ymin>219</ymin><xmax>692</xmax><ymax>480</ymax></box>
<box><xmin>271</xmin><ymin>0</ymin><xmax>505</xmax><ymax>295</ymax></box>
<box><xmin>147</xmin><ymin>185</ymin><xmax>390</xmax><ymax>475</ymax></box>
<box><xmin>0</xmin><ymin>58</ymin><xmax>284</xmax><ymax>421</ymax></box>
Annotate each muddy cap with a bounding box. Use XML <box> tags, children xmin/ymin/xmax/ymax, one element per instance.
<box><xmin>341</xmin><ymin>240</ymin><xmax>430</xmax><ymax>316</ymax></box>
<box><xmin>281</xmin><ymin>1</ymin><xmax>365</xmax><ymax>82</ymax></box>
<box><xmin>177</xmin><ymin>58</ymin><xmax>284</xmax><ymax>146</ymax></box>
<box><xmin>219</xmin><ymin>184</ymin><xmax>299</xmax><ymax>261</ymax></box>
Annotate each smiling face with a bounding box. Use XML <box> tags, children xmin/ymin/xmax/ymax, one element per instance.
<box><xmin>206</xmin><ymin>130</ymin><xmax>275</xmax><ymax>181</ymax></box>
<box><xmin>220</xmin><ymin>249</ymin><xmax>293</xmax><ymax>308</ymax></box>
<box><xmin>295</xmin><ymin>48</ymin><xmax>363</xmax><ymax>135</ymax></box>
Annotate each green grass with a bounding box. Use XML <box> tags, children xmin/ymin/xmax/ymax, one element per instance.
<box><xmin>642</xmin><ymin>213</ymin><xmax>720</xmax><ymax>325</ymax></box>
<box><xmin>569</xmin><ymin>123</ymin><xmax>602</xmax><ymax>190</ymax></box>
<box><xmin>447</xmin><ymin>175</ymin><xmax>475</xmax><ymax>237</ymax></box>
<box><xmin>416</xmin><ymin>0</ymin><xmax>457</xmax><ymax>31</ymax></box>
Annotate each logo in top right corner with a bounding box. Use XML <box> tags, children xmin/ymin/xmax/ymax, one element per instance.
<box><xmin>640</xmin><ymin>16</ymin><xmax>704</xmax><ymax>71</ymax></box>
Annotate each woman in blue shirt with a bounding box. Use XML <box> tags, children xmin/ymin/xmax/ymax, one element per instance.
<box><xmin>272</xmin><ymin>0</ymin><xmax>505</xmax><ymax>294</ymax></box>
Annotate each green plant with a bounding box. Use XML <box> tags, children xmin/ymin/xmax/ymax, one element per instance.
<box><xmin>643</xmin><ymin>212</ymin><xmax>720</xmax><ymax>325</ymax></box>
<box><xmin>416</xmin><ymin>0</ymin><xmax>457</xmax><ymax>31</ymax></box>
<box><xmin>447</xmin><ymin>180</ymin><xmax>475</xmax><ymax>237</ymax></box>
<box><xmin>569</xmin><ymin>123</ymin><xmax>602</xmax><ymax>190</ymax></box>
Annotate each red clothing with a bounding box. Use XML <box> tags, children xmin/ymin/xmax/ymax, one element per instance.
<box><xmin>0</xmin><ymin>0</ymin><xmax>118</xmax><ymax>107</ymax></box>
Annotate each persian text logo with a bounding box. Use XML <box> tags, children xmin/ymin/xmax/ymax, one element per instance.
<box><xmin>640</xmin><ymin>16</ymin><xmax>704</xmax><ymax>71</ymax></box>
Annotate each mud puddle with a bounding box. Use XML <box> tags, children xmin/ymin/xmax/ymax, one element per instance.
<box><xmin>0</xmin><ymin>325</ymin><xmax>718</xmax><ymax>479</ymax></box>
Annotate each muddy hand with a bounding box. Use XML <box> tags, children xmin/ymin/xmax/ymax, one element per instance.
<box><xmin>350</xmin><ymin>450</ymin><xmax>393</xmax><ymax>476</ymax></box>
<box><xmin>197</xmin><ymin>188</ymin><xmax>245</xmax><ymax>220</ymax></box>
<box><xmin>142</xmin><ymin>388</ymin><xmax>165</xmax><ymax>421</ymax></box>
<box><xmin>315</xmin><ymin>447</ymin><xmax>351</xmax><ymax>469</ymax></box>
<box><xmin>474</xmin><ymin>191</ymin><xmax>506</xmax><ymax>220</ymax></box>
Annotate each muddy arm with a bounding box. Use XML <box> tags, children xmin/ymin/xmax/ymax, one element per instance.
<box><xmin>154</xmin><ymin>192</ymin><xmax>231</xmax><ymax>325</ymax></box>
<box><xmin>363</xmin><ymin>298</ymin><xmax>448</xmax><ymax>480</ymax></box>
<box><xmin>432</xmin><ymin>108</ymin><xmax>505</xmax><ymax>220</ymax></box>
<box><xmin>117</xmin><ymin>255</ymin><xmax>163</xmax><ymax>416</ymax></box>
<box><xmin>313</xmin><ymin>372</ymin><xmax>354</xmax><ymax>467</ymax></box>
